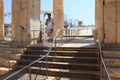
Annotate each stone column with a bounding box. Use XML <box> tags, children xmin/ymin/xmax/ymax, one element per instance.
<box><xmin>117</xmin><ymin>0</ymin><xmax>120</xmax><ymax>43</ymax></box>
<box><xmin>95</xmin><ymin>0</ymin><xmax>104</xmax><ymax>43</ymax></box>
<box><xmin>0</xmin><ymin>0</ymin><xmax>4</xmax><ymax>40</ymax></box>
<box><xmin>53</xmin><ymin>0</ymin><xmax>64</xmax><ymax>33</ymax></box>
<box><xmin>104</xmin><ymin>0</ymin><xmax>117</xmax><ymax>43</ymax></box>
<box><xmin>12</xmin><ymin>0</ymin><xmax>40</xmax><ymax>46</ymax></box>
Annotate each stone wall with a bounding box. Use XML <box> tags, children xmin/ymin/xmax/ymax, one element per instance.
<box><xmin>96</xmin><ymin>0</ymin><xmax>120</xmax><ymax>43</ymax></box>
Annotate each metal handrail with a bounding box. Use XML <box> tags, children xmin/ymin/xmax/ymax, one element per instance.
<box><xmin>53</xmin><ymin>28</ymin><xmax>77</xmax><ymax>47</ymax></box>
<box><xmin>98</xmin><ymin>41</ymin><xmax>111</xmax><ymax>80</ymax></box>
<box><xmin>2</xmin><ymin>27</ymin><xmax>83</xmax><ymax>80</ymax></box>
<box><xmin>29</xmin><ymin>30</ymin><xmax>41</xmax><ymax>45</ymax></box>
<box><xmin>2</xmin><ymin>28</ymin><xmax>63</xmax><ymax>80</ymax></box>
<box><xmin>97</xmin><ymin>31</ymin><xmax>111</xmax><ymax>80</ymax></box>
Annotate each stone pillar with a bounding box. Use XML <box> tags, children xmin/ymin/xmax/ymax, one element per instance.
<box><xmin>104</xmin><ymin>0</ymin><xmax>117</xmax><ymax>43</ymax></box>
<box><xmin>95</xmin><ymin>0</ymin><xmax>104</xmax><ymax>43</ymax></box>
<box><xmin>0</xmin><ymin>0</ymin><xmax>4</xmax><ymax>40</ymax></box>
<box><xmin>53</xmin><ymin>0</ymin><xmax>64</xmax><ymax>33</ymax></box>
<box><xmin>117</xmin><ymin>0</ymin><xmax>120</xmax><ymax>43</ymax></box>
<box><xmin>12</xmin><ymin>0</ymin><xmax>40</xmax><ymax>46</ymax></box>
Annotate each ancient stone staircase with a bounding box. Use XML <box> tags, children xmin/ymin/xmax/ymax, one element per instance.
<box><xmin>2</xmin><ymin>43</ymin><xmax>120</xmax><ymax>80</ymax></box>
<box><xmin>0</xmin><ymin>50</ymin><xmax>21</xmax><ymax>77</ymax></box>
<box><xmin>11</xmin><ymin>46</ymin><xmax>101</xmax><ymax>80</ymax></box>
<box><xmin>0</xmin><ymin>40</ymin><xmax>23</xmax><ymax>77</ymax></box>
<box><xmin>103</xmin><ymin>51</ymin><xmax>120</xmax><ymax>80</ymax></box>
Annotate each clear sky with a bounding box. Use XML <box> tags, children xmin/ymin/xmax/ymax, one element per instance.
<box><xmin>4</xmin><ymin>0</ymin><xmax>95</xmax><ymax>25</ymax></box>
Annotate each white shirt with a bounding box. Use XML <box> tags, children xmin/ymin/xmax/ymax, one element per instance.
<box><xmin>46</xmin><ymin>18</ymin><xmax>54</xmax><ymax>29</ymax></box>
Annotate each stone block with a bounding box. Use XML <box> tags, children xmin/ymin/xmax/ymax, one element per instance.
<box><xmin>109</xmin><ymin>68</ymin><xmax>120</xmax><ymax>78</ymax></box>
<box><xmin>0</xmin><ymin>58</ymin><xmax>16</xmax><ymax>67</ymax></box>
<box><xmin>104</xmin><ymin>0</ymin><xmax>117</xmax><ymax>43</ymax></box>
<box><xmin>105</xmin><ymin>58</ymin><xmax>120</xmax><ymax>67</ymax></box>
<box><xmin>103</xmin><ymin>51</ymin><xmax>120</xmax><ymax>58</ymax></box>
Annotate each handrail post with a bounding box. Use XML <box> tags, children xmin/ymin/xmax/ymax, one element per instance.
<box><xmin>72</xmin><ymin>29</ymin><xmax>73</xmax><ymax>39</ymax></box>
<box><xmin>71</xmin><ymin>30</ymin><xmax>73</xmax><ymax>39</ymax></box>
<box><xmin>33</xmin><ymin>30</ymin><xmax>35</xmax><ymax>45</ymax></box>
<box><xmin>45</xmin><ymin>56</ymin><xmax>48</xmax><ymax>79</ymax></box>
<box><xmin>69</xmin><ymin>30</ymin><xmax>72</xmax><ymax>40</ymax></box>
<box><xmin>7</xmin><ymin>51</ymin><xmax>11</xmax><ymax>71</ymax></box>
<box><xmin>65</xmin><ymin>29</ymin><xmax>67</xmax><ymax>40</ymax></box>
<box><xmin>68</xmin><ymin>29</ymin><xmax>70</xmax><ymax>40</ymax></box>
<box><xmin>61</xmin><ymin>30</ymin><xmax>63</xmax><ymax>45</ymax></box>
<box><xmin>54</xmin><ymin>38</ymin><xmax>57</xmax><ymax>57</ymax></box>
<box><xmin>55</xmin><ymin>38</ymin><xmax>57</xmax><ymax>48</ymax></box>
<box><xmin>28</xmin><ymin>66</ymin><xmax>32</xmax><ymax>80</ymax></box>
<box><xmin>78</xmin><ymin>28</ymin><xmax>79</xmax><ymax>36</ymax></box>
<box><xmin>72</xmin><ymin>30</ymin><xmax>74</xmax><ymax>39</ymax></box>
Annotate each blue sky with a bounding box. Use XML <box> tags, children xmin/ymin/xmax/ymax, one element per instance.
<box><xmin>4</xmin><ymin>0</ymin><xmax>95</xmax><ymax>25</ymax></box>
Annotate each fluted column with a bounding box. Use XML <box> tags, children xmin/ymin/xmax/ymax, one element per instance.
<box><xmin>0</xmin><ymin>0</ymin><xmax>4</xmax><ymax>40</ymax></box>
<box><xmin>12</xmin><ymin>0</ymin><xmax>40</xmax><ymax>46</ymax></box>
<box><xmin>117</xmin><ymin>0</ymin><xmax>120</xmax><ymax>43</ymax></box>
<box><xmin>53</xmin><ymin>0</ymin><xmax>64</xmax><ymax>33</ymax></box>
<box><xmin>95</xmin><ymin>0</ymin><xmax>104</xmax><ymax>43</ymax></box>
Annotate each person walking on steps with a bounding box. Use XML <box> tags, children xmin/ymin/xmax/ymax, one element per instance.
<box><xmin>45</xmin><ymin>13</ymin><xmax>54</xmax><ymax>42</ymax></box>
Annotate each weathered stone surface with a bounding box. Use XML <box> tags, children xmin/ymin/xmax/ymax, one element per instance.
<box><xmin>95</xmin><ymin>0</ymin><xmax>120</xmax><ymax>43</ymax></box>
<box><xmin>103</xmin><ymin>51</ymin><xmax>120</xmax><ymax>79</ymax></box>
<box><xmin>12</xmin><ymin>0</ymin><xmax>40</xmax><ymax>46</ymax></box>
<box><xmin>105</xmin><ymin>58</ymin><xmax>120</xmax><ymax>67</ymax></box>
<box><xmin>53</xmin><ymin>0</ymin><xmax>64</xmax><ymax>34</ymax></box>
<box><xmin>117</xmin><ymin>0</ymin><xmax>120</xmax><ymax>43</ymax></box>
<box><xmin>0</xmin><ymin>0</ymin><xmax>4</xmax><ymax>40</ymax></box>
<box><xmin>104</xmin><ymin>51</ymin><xmax>120</xmax><ymax>67</ymax></box>
<box><xmin>95</xmin><ymin>0</ymin><xmax>104</xmax><ymax>42</ymax></box>
<box><xmin>104</xmin><ymin>0</ymin><xmax>117</xmax><ymax>43</ymax></box>
<box><xmin>109</xmin><ymin>68</ymin><xmax>120</xmax><ymax>78</ymax></box>
<box><xmin>103</xmin><ymin>51</ymin><xmax>120</xmax><ymax>58</ymax></box>
<box><xmin>0</xmin><ymin>58</ymin><xmax>16</xmax><ymax>67</ymax></box>
<box><xmin>0</xmin><ymin>67</ymin><xmax>9</xmax><ymax>75</ymax></box>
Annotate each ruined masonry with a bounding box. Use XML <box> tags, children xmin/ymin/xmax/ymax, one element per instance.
<box><xmin>12</xmin><ymin>0</ymin><xmax>40</xmax><ymax>45</ymax></box>
<box><xmin>0</xmin><ymin>0</ymin><xmax>120</xmax><ymax>44</ymax></box>
<box><xmin>96</xmin><ymin>0</ymin><xmax>120</xmax><ymax>43</ymax></box>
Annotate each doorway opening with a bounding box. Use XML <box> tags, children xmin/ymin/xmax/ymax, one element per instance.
<box><xmin>4</xmin><ymin>0</ymin><xmax>12</xmax><ymax>39</ymax></box>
